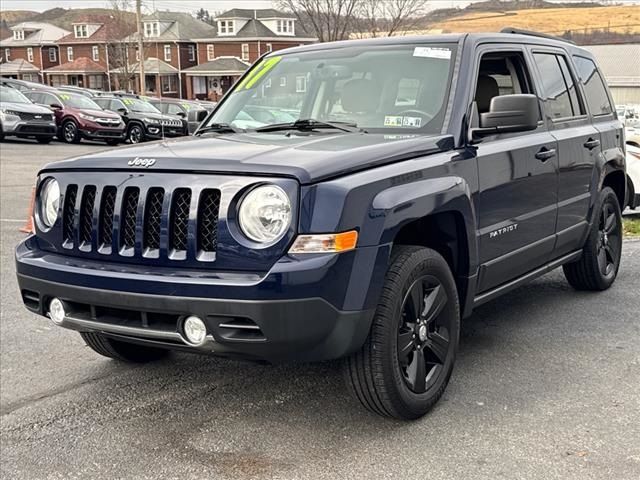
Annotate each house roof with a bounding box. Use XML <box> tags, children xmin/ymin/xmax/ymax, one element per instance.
<box><xmin>110</xmin><ymin>57</ymin><xmax>178</xmax><ymax>75</ymax></box>
<box><xmin>122</xmin><ymin>11</ymin><xmax>216</xmax><ymax>42</ymax></box>
<box><xmin>0</xmin><ymin>22</ymin><xmax>70</xmax><ymax>47</ymax></box>
<box><xmin>57</xmin><ymin>16</ymin><xmax>136</xmax><ymax>44</ymax></box>
<box><xmin>193</xmin><ymin>18</ymin><xmax>317</xmax><ymax>41</ymax></box>
<box><xmin>183</xmin><ymin>56</ymin><xmax>250</xmax><ymax>76</ymax></box>
<box><xmin>44</xmin><ymin>57</ymin><xmax>106</xmax><ymax>74</ymax></box>
<box><xmin>584</xmin><ymin>44</ymin><xmax>640</xmax><ymax>87</ymax></box>
<box><xmin>0</xmin><ymin>59</ymin><xmax>40</xmax><ymax>74</ymax></box>
<box><xmin>216</xmin><ymin>9</ymin><xmax>296</xmax><ymax>20</ymax></box>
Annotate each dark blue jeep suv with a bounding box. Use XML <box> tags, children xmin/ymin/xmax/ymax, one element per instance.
<box><xmin>16</xmin><ymin>30</ymin><xmax>626</xmax><ymax>420</ymax></box>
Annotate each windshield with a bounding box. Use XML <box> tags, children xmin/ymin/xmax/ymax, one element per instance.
<box><xmin>58</xmin><ymin>93</ymin><xmax>102</xmax><ymax>110</ymax></box>
<box><xmin>122</xmin><ymin>98</ymin><xmax>161</xmax><ymax>113</ymax></box>
<box><xmin>207</xmin><ymin>43</ymin><xmax>457</xmax><ymax>133</ymax></box>
<box><xmin>0</xmin><ymin>87</ymin><xmax>31</xmax><ymax>104</ymax></box>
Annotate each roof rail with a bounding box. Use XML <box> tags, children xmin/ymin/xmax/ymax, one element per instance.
<box><xmin>500</xmin><ymin>27</ymin><xmax>576</xmax><ymax>45</ymax></box>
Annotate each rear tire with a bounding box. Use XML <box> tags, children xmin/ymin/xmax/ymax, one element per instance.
<box><xmin>80</xmin><ymin>332</ymin><xmax>169</xmax><ymax>363</ymax></box>
<box><xmin>563</xmin><ymin>186</ymin><xmax>623</xmax><ymax>291</ymax></box>
<box><xmin>343</xmin><ymin>246</ymin><xmax>460</xmax><ymax>420</ymax></box>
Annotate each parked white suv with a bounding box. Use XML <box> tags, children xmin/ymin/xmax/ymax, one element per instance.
<box><xmin>627</xmin><ymin>135</ymin><xmax>640</xmax><ymax>210</ymax></box>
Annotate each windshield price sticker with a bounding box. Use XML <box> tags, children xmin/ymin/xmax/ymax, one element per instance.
<box><xmin>384</xmin><ymin>115</ymin><xmax>422</xmax><ymax>128</ymax></box>
<box><xmin>413</xmin><ymin>47</ymin><xmax>451</xmax><ymax>59</ymax></box>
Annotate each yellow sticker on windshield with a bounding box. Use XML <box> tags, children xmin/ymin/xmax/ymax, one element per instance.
<box><xmin>123</xmin><ymin>98</ymin><xmax>134</xmax><ymax>105</ymax></box>
<box><xmin>238</xmin><ymin>56</ymin><xmax>282</xmax><ymax>90</ymax></box>
<box><xmin>59</xmin><ymin>94</ymin><xmax>71</xmax><ymax>100</ymax></box>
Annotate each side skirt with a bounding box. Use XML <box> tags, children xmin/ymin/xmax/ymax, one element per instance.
<box><xmin>472</xmin><ymin>250</ymin><xmax>582</xmax><ymax>308</ymax></box>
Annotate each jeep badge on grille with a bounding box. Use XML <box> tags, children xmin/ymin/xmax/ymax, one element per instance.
<box><xmin>128</xmin><ymin>157</ymin><xmax>156</xmax><ymax>168</ymax></box>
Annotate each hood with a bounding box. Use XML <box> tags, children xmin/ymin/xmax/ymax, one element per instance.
<box><xmin>41</xmin><ymin>132</ymin><xmax>455</xmax><ymax>184</ymax></box>
<box><xmin>134</xmin><ymin>111</ymin><xmax>175</xmax><ymax>121</ymax></box>
<box><xmin>0</xmin><ymin>101</ymin><xmax>53</xmax><ymax>114</ymax></box>
<box><xmin>81</xmin><ymin>108</ymin><xmax>120</xmax><ymax>119</ymax></box>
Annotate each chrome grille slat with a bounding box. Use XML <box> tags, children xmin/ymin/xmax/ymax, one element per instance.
<box><xmin>98</xmin><ymin>186</ymin><xmax>116</xmax><ymax>250</ymax></box>
<box><xmin>197</xmin><ymin>189</ymin><xmax>221</xmax><ymax>253</ymax></box>
<box><xmin>143</xmin><ymin>188</ymin><xmax>164</xmax><ymax>251</ymax></box>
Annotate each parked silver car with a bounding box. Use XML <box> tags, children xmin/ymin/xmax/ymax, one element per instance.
<box><xmin>0</xmin><ymin>86</ymin><xmax>57</xmax><ymax>143</ymax></box>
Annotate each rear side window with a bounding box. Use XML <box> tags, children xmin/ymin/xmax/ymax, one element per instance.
<box><xmin>533</xmin><ymin>52</ymin><xmax>584</xmax><ymax>120</ymax></box>
<box><xmin>572</xmin><ymin>56</ymin><xmax>613</xmax><ymax>116</ymax></box>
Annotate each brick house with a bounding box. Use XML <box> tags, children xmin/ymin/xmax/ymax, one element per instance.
<box><xmin>45</xmin><ymin>16</ymin><xmax>136</xmax><ymax>90</ymax></box>
<box><xmin>188</xmin><ymin>9</ymin><xmax>317</xmax><ymax>101</ymax></box>
<box><xmin>0</xmin><ymin>22</ymin><xmax>70</xmax><ymax>82</ymax></box>
<box><xmin>117</xmin><ymin>11</ymin><xmax>215</xmax><ymax>97</ymax></box>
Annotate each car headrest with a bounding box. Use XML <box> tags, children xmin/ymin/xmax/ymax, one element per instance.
<box><xmin>476</xmin><ymin>75</ymin><xmax>500</xmax><ymax>113</ymax></box>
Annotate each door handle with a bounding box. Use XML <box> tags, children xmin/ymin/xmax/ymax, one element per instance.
<box><xmin>584</xmin><ymin>138</ymin><xmax>601</xmax><ymax>150</ymax></box>
<box><xmin>535</xmin><ymin>147</ymin><xmax>556</xmax><ymax>161</ymax></box>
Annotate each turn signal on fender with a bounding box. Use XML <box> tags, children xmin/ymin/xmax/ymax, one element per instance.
<box><xmin>288</xmin><ymin>230</ymin><xmax>358</xmax><ymax>254</ymax></box>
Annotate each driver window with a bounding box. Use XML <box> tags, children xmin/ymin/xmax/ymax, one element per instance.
<box><xmin>474</xmin><ymin>52</ymin><xmax>535</xmax><ymax>114</ymax></box>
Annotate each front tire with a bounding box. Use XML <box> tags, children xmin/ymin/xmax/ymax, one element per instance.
<box><xmin>61</xmin><ymin>120</ymin><xmax>80</xmax><ymax>144</ymax></box>
<box><xmin>127</xmin><ymin>124</ymin><xmax>144</xmax><ymax>144</ymax></box>
<box><xmin>563</xmin><ymin>186</ymin><xmax>623</xmax><ymax>290</ymax></box>
<box><xmin>80</xmin><ymin>332</ymin><xmax>169</xmax><ymax>363</ymax></box>
<box><xmin>344</xmin><ymin>246</ymin><xmax>460</xmax><ymax>420</ymax></box>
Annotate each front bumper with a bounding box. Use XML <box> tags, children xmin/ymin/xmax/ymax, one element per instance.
<box><xmin>2</xmin><ymin>117</ymin><xmax>56</xmax><ymax>137</ymax></box>
<box><xmin>16</xmin><ymin>238</ymin><xmax>389</xmax><ymax>362</ymax></box>
<box><xmin>79</xmin><ymin>122</ymin><xmax>125</xmax><ymax>141</ymax></box>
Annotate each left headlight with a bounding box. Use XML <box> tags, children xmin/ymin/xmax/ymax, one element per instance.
<box><xmin>38</xmin><ymin>178</ymin><xmax>60</xmax><ymax>230</ymax></box>
<box><xmin>144</xmin><ymin>117</ymin><xmax>160</xmax><ymax>124</ymax></box>
<box><xmin>238</xmin><ymin>184</ymin><xmax>291</xmax><ymax>244</ymax></box>
<box><xmin>78</xmin><ymin>112</ymin><xmax>97</xmax><ymax>121</ymax></box>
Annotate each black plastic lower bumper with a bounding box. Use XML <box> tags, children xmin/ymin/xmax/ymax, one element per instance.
<box><xmin>17</xmin><ymin>274</ymin><xmax>374</xmax><ymax>363</ymax></box>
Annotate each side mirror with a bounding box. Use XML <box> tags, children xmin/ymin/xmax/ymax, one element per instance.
<box><xmin>176</xmin><ymin>111</ymin><xmax>186</xmax><ymax>118</ymax></box>
<box><xmin>117</xmin><ymin>107</ymin><xmax>128</xmax><ymax>115</ymax></box>
<box><xmin>50</xmin><ymin>103</ymin><xmax>62</xmax><ymax>110</ymax></box>
<box><xmin>196</xmin><ymin>110</ymin><xmax>208</xmax><ymax>122</ymax></box>
<box><xmin>470</xmin><ymin>94</ymin><xmax>539</xmax><ymax>141</ymax></box>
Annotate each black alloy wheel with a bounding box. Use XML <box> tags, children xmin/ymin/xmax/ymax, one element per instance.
<box><xmin>398</xmin><ymin>276</ymin><xmax>451</xmax><ymax>394</ymax></box>
<box><xmin>128</xmin><ymin>124</ymin><xmax>144</xmax><ymax>144</ymax></box>
<box><xmin>596</xmin><ymin>200</ymin><xmax>621</xmax><ymax>279</ymax></box>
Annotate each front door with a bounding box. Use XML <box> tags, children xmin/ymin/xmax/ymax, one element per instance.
<box><xmin>472</xmin><ymin>47</ymin><xmax>559</xmax><ymax>292</ymax></box>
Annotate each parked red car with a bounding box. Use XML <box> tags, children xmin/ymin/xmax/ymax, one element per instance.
<box><xmin>23</xmin><ymin>89</ymin><xmax>125</xmax><ymax>145</ymax></box>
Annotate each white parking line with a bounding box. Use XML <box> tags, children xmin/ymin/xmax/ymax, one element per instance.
<box><xmin>0</xmin><ymin>219</ymin><xmax>24</xmax><ymax>223</ymax></box>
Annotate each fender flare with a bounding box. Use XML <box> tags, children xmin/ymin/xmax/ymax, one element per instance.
<box><xmin>369</xmin><ymin>176</ymin><xmax>478</xmax><ymax>277</ymax></box>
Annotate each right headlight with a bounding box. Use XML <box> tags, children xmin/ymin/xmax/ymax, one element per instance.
<box><xmin>238</xmin><ymin>184</ymin><xmax>291</xmax><ymax>244</ymax></box>
<box><xmin>38</xmin><ymin>177</ymin><xmax>60</xmax><ymax>230</ymax></box>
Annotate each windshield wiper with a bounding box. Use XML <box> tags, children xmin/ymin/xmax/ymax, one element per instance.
<box><xmin>255</xmin><ymin>118</ymin><xmax>363</xmax><ymax>133</ymax></box>
<box><xmin>195</xmin><ymin>123</ymin><xmax>242</xmax><ymax>135</ymax></box>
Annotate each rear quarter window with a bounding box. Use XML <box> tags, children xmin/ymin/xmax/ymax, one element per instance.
<box><xmin>572</xmin><ymin>56</ymin><xmax>613</xmax><ymax>116</ymax></box>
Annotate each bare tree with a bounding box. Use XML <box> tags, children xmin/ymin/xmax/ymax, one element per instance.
<box><xmin>278</xmin><ymin>0</ymin><xmax>360</xmax><ymax>42</ymax></box>
<box><xmin>105</xmin><ymin>0</ymin><xmax>142</xmax><ymax>91</ymax></box>
<box><xmin>357</xmin><ymin>0</ymin><xmax>429</xmax><ymax>38</ymax></box>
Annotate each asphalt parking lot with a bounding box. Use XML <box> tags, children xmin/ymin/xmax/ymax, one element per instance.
<box><xmin>1</xmin><ymin>138</ymin><xmax>639</xmax><ymax>480</ymax></box>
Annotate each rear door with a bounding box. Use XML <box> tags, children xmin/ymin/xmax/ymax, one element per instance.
<box><xmin>529</xmin><ymin>48</ymin><xmax>600</xmax><ymax>257</ymax></box>
<box><xmin>473</xmin><ymin>45</ymin><xmax>559</xmax><ymax>292</ymax></box>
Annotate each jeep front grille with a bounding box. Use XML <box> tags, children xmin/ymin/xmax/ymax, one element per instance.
<box><xmin>59</xmin><ymin>183</ymin><xmax>220</xmax><ymax>261</ymax></box>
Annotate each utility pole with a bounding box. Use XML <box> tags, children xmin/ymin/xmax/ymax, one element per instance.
<box><xmin>136</xmin><ymin>0</ymin><xmax>145</xmax><ymax>95</ymax></box>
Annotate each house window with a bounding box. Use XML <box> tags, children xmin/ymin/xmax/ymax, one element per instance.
<box><xmin>241</xmin><ymin>43</ymin><xmax>249</xmax><ymax>61</ymax></box>
<box><xmin>135</xmin><ymin>48</ymin><xmax>140</xmax><ymax>61</ymax></box>
<box><xmin>188</xmin><ymin>45</ymin><xmax>195</xmax><ymax>62</ymax></box>
<box><xmin>92</xmin><ymin>45</ymin><xmax>99</xmax><ymax>61</ymax></box>
<box><xmin>207</xmin><ymin>44</ymin><xmax>214</xmax><ymax>61</ymax></box>
<box><xmin>22</xmin><ymin>73</ymin><xmax>38</xmax><ymax>82</ymax></box>
<box><xmin>4</xmin><ymin>49</ymin><xmax>9</xmax><ymax>61</ymax></box>
<box><xmin>276</xmin><ymin>20</ymin><xmax>294</xmax><ymax>34</ymax></box>
<box><xmin>280</xmin><ymin>76</ymin><xmax>286</xmax><ymax>87</ymax></box>
<box><xmin>161</xmin><ymin>75</ymin><xmax>177</xmax><ymax>93</ymax></box>
<box><xmin>164</xmin><ymin>44</ymin><xmax>171</xmax><ymax>62</ymax></box>
<box><xmin>27</xmin><ymin>47</ymin><xmax>33</xmax><ymax>62</ymax></box>
<box><xmin>266</xmin><ymin>43</ymin><xmax>272</xmax><ymax>53</ymax></box>
<box><xmin>74</xmin><ymin>25</ymin><xmax>88</xmax><ymax>38</ymax></box>
<box><xmin>49</xmin><ymin>47</ymin><xmax>57</xmax><ymax>62</ymax></box>
<box><xmin>144</xmin><ymin>22</ymin><xmax>159</xmax><ymax>37</ymax></box>
<box><xmin>218</xmin><ymin>20</ymin><xmax>234</xmax><ymax>35</ymax></box>
<box><xmin>67</xmin><ymin>47</ymin><xmax>74</xmax><ymax>62</ymax></box>
<box><xmin>295</xmin><ymin>75</ymin><xmax>307</xmax><ymax>93</ymax></box>
<box><xmin>88</xmin><ymin>74</ymin><xmax>104</xmax><ymax>90</ymax></box>
<box><xmin>13</xmin><ymin>30</ymin><xmax>24</xmax><ymax>40</ymax></box>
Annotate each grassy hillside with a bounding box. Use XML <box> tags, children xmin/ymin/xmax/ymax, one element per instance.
<box><xmin>0</xmin><ymin>8</ymin><xmax>134</xmax><ymax>30</ymax></box>
<box><xmin>0</xmin><ymin>10</ymin><xmax>38</xmax><ymax>24</ymax></box>
<box><xmin>423</xmin><ymin>5</ymin><xmax>640</xmax><ymax>36</ymax></box>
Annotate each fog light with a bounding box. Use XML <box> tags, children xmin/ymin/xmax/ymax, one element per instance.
<box><xmin>49</xmin><ymin>298</ymin><xmax>66</xmax><ymax>325</ymax></box>
<box><xmin>183</xmin><ymin>316</ymin><xmax>207</xmax><ymax>345</ymax></box>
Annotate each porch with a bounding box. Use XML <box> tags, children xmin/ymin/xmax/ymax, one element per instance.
<box><xmin>0</xmin><ymin>59</ymin><xmax>41</xmax><ymax>82</ymax></box>
<box><xmin>110</xmin><ymin>57</ymin><xmax>181</xmax><ymax>97</ymax></box>
<box><xmin>43</xmin><ymin>58</ymin><xmax>108</xmax><ymax>90</ymax></box>
<box><xmin>183</xmin><ymin>56</ymin><xmax>250</xmax><ymax>101</ymax></box>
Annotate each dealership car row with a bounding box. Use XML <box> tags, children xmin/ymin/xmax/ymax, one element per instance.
<box><xmin>0</xmin><ymin>78</ymin><xmax>214</xmax><ymax>145</ymax></box>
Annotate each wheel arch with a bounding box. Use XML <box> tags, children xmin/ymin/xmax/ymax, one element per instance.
<box><xmin>602</xmin><ymin>166</ymin><xmax>626</xmax><ymax>209</ymax></box>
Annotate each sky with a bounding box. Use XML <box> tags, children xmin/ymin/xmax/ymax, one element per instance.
<box><xmin>1</xmin><ymin>0</ymin><xmax>639</xmax><ymax>14</ymax></box>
